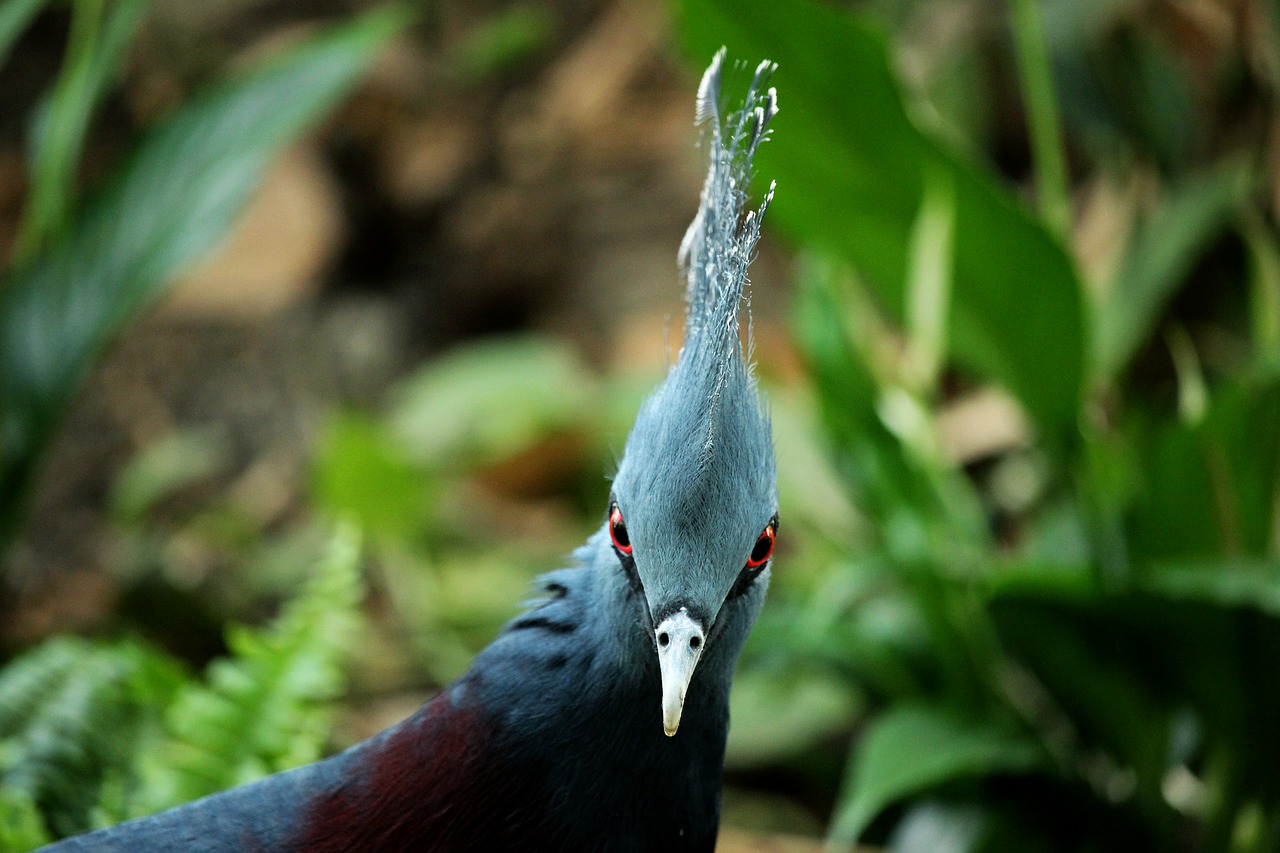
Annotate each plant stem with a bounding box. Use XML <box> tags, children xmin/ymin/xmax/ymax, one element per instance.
<box><xmin>1008</xmin><ymin>0</ymin><xmax>1071</xmax><ymax>240</ymax></box>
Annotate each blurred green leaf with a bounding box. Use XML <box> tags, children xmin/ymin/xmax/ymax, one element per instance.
<box><xmin>791</xmin><ymin>256</ymin><xmax>935</xmax><ymax>560</ymax></box>
<box><xmin>991</xmin><ymin>581</ymin><xmax>1280</xmax><ymax>832</ymax></box>
<box><xmin>1144</xmin><ymin>560</ymin><xmax>1280</xmax><ymax>616</ymax></box>
<box><xmin>792</xmin><ymin>256</ymin><xmax>986</xmax><ymax>565</ymax></box>
<box><xmin>313</xmin><ymin>412</ymin><xmax>428</xmax><ymax>541</ymax></box>
<box><xmin>453</xmin><ymin>5</ymin><xmax>555</xmax><ymax>81</ymax></box>
<box><xmin>0</xmin><ymin>784</ymin><xmax>51</xmax><ymax>852</ymax></box>
<box><xmin>828</xmin><ymin>703</ymin><xmax>1043</xmax><ymax>846</ymax></box>
<box><xmin>726</xmin><ymin>667</ymin><xmax>860</xmax><ymax>768</ymax></box>
<box><xmin>0</xmin><ymin>9</ymin><xmax>403</xmax><ymax>553</ymax></box>
<box><xmin>992</xmin><ymin>591</ymin><xmax>1174</xmax><ymax>804</ymax></box>
<box><xmin>1009</xmin><ymin>0</ymin><xmax>1070</xmax><ymax>238</ymax></box>
<box><xmin>16</xmin><ymin>0</ymin><xmax>148</xmax><ymax>261</ymax></box>
<box><xmin>1056</xmin><ymin>23</ymin><xmax>1197</xmax><ymax>172</ymax></box>
<box><xmin>904</xmin><ymin>169</ymin><xmax>954</xmax><ymax>392</ymax></box>
<box><xmin>382</xmin><ymin>547</ymin><xmax>535</xmax><ymax>685</ymax></box>
<box><xmin>1094</xmin><ymin>161</ymin><xmax>1253</xmax><ymax>383</ymax></box>
<box><xmin>1127</xmin><ymin>376</ymin><xmax>1280</xmax><ymax>561</ymax></box>
<box><xmin>389</xmin><ymin>337</ymin><xmax>596</xmax><ymax>468</ymax></box>
<box><xmin>0</xmin><ymin>0</ymin><xmax>48</xmax><ymax>71</ymax></box>
<box><xmin>109</xmin><ymin>427</ymin><xmax>232</xmax><ymax>524</ymax></box>
<box><xmin>1243</xmin><ymin>213</ymin><xmax>1280</xmax><ymax>368</ymax></box>
<box><xmin>676</xmin><ymin>0</ymin><xmax>1086</xmax><ymax>449</ymax></box>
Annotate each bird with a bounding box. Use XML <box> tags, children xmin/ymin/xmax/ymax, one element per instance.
<box><xmin>42</xmin><ymin>48</ymin><xmax>779</xmax><ymax>853</ymax></box>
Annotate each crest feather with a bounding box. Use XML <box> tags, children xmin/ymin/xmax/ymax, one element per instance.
<box><xmin>678</xmin><ymin>50</ymin><xmax>777</xmax><ymax>361</ymax></box>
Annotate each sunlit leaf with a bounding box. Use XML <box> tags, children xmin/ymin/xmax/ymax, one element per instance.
<box><xmin>1243</xmin><ymin>213</ymin><xmax>1280</xmax><ymax>368</ymax></box>
<box><xmin>1145</xmin><ymin>560</ymin><xmax>1280</xmax><ymax>616</ymax></box>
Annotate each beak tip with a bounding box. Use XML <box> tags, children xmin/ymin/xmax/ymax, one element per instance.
<box><xmin>662</xmin><ymin>703</ymin><xmax>683</xmax><ymax>736</ymax></box>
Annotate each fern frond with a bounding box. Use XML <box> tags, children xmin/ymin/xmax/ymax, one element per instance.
<box><xmin>0</xmin><ymin>638</ymin><xmax>184</xmax><ymax>842</ymax></box>
<box><xmin>128</xmin><ymin>522</ymin><xmax>364</xmax><ymax>817</ymax></box>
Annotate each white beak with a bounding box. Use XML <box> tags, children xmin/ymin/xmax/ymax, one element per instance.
<box><xmin>655</xmin><ymin>608</ymin><xmax>706</xmax><ymax>737</ymax></box>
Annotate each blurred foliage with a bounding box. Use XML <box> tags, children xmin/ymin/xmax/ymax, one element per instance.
<box><xmin>313</xmin><ymin>336</ymin><xmax>652</xmax><ymax>683</ymax></box>
<box><xmin>0</xmin><ymin>1</ymin><xmax>403</xmax><ymax>555</ymax></box>
<box><xmin>0</xmin><ymin>526</ymin><xmax>363</xmax><ymax>849</ymax></box>
<box><xmin>672</xmin><ymin>0</ymin><xmax>1280</xmax><ymax>850</ymax></box>
<box><xmin>2</xmin><ymin>0</ymin><xmax>1280</xmax><ymax>851</ymax></box>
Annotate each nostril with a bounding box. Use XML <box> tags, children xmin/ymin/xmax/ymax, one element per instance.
<box><xmin>688</xmin><ymin>635</ymin><xmax>701</xmax><ymax>650</ymax></box>
<box><xmin>658</xmin><ymin>632</ymin><xmax>670</xmax><ymax>647</ymax></box>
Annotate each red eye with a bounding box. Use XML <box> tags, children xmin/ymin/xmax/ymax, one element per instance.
<box><xmin>745</xmin><ymin>522</ymin><xmax>776</xmax><ymax>569</ymax></box>
<box><xmin>609</xmin><ymin>506</ymin><xmax>632</xmax><ymax>555</ymax></box>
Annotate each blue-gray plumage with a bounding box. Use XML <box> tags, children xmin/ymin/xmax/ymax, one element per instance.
<box><xmin>41</xmin><ymin>48</ymin><xmax>778</xmax><ymax>853</ymax></box>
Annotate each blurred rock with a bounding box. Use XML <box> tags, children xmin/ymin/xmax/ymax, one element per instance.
<box><xmin>937</xmin><ymin>387</ymin><xmax>1029</xmax><ymax>465</ymax></box>
<box><xmin>380</xmin><ymin>115</ymin><xmax>482</xmax><ymax>207</ymax></box>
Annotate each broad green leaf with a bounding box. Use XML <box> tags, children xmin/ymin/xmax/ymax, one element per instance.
<box><xmin>828</xmin><ymin>704</ymin><xmax>1042</xmax><ymax>845</ymax></box>
<box><xmin>0</xmin><ymin>9</ymin><xmax>403</xmax><ymax>551</ymax></box>
<box><xmin>676</xmin><ymin>0</ymin><xmax>1086</xmax><ymax>450</ymax></box>
<box><xmin>1093</xmin><ymin>161</ymin><xmax>1253</xmax><ymax>383</ymax></box>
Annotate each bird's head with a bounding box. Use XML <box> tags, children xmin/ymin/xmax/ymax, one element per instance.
<box><xmin>607</xmin><ymin>50</ymin><xmax>778</xmax><ymax>737</ymax></box>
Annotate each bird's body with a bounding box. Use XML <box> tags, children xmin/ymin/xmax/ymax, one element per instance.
<box><xmin>52</xmin><ymin>559</ymin><xmax>733</xmax><ymax>852</ymax></box>
<box><xmin>43</xmin><ymin>49</ymin><xmax>778</xmax><ymax>853</ymax></box>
